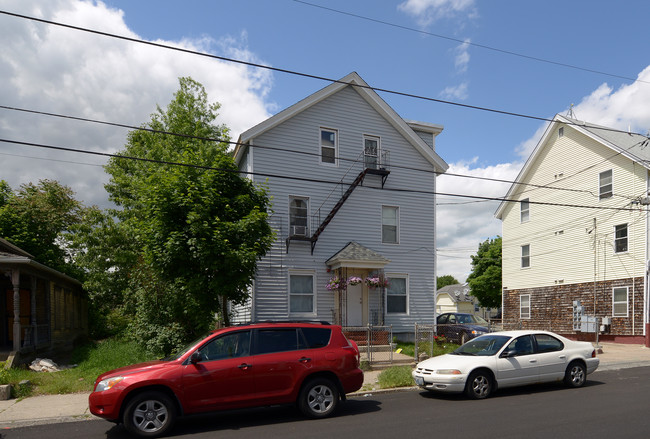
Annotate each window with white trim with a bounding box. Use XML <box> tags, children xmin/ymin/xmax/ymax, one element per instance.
<box><xmin>599</xmin><ymin>169</ymin><xmax>612</xmax><ymax>199</ymax></box>
<box><xmin>520</xmin><ymin>294</ymin><xmax>531</xmax><ymax>319</ymax></box>
<box><xmin>612</xmin><ymin>287</ymin><xmax>628</xmax><ymax>317</ymax></box>
<box><xmin>521</xmin><ymin>244</ymin><xmax>530</xmax><ymax>268</ymax></box>
<box><xmin>289</xmin><ymin>196</ymin><xmax>309</xmax><ymax>237</ymax></box>
<box><xmin>520</xmin><ymin>198</ymin><xmax>530</xmax><ymax>223</ymax></box>
<box><xmin>382</xmin><ymin>206</ymin><xmax>399</xmax><ymax>244</ymax></box>
<box><xmin>289</xmin><ymin>272</ymin><xmax>314</xmax><ymax>314</ymax></box>
<box><xmin>320</xmin><ymin>128</ymin><xmax>338</xmax><ymax>165</ymax></box>
<box><xmin>614</xmin><ymin>224</ymin><xmax>628</xmax><ymax>253</ymax></box>
<box><xmin>364</xmin><ymin>135</ymin><xmax>380</xmax><ymax>169</ymax></box>
<box><xmin>386</xmin><ymin>275</ymin><xmax>407</xmax><ymax>314</ymax></box>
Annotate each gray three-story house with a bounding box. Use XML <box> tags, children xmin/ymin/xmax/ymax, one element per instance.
<box><xmin>233</xmin><ymin>72</ymin><xmax>448</xmax><ymax>338</ymax></box>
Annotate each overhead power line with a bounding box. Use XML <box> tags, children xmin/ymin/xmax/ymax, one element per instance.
<box><xmin>1</xmin><ymin>137</ymin><xmax>647</xmax><ymax>214</ymax></box>
<box><xmin>2</xmin><ymin>104</ymin><xmax>643</xmax><ymax>201</ymax></box>
<box><xmin>291</xmin><ymin>0</ymin><xmax>649</xmax><ymax>86</ymax></box>
<box><xmin>3</xmin><ymin>9</ymin><xmax>650</xmax><ymax>132</ymax></box>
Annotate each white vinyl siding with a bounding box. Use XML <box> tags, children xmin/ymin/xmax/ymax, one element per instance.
<box><xmin>499</xmin><ymin>125</ymin><xmax>647</xmax><ymax>290</ymax></box>
<box><xmin>520</xmin><ymin>294</ymin><xmax>531</xmax><ymax>319</ymax></box>
<box><xmin>612</xmin><ymin>287</ymin><xmax>628</xmax><ymax>317</ymax></box>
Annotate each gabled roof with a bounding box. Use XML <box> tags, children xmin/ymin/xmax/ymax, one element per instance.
<box><xmin>326</xmin><ymin>241</ymin><xmax>390</xmax><ymax>270</ymax></box>
<box><xmin>234</xmin><ymin>72</ymin><xmax>448</xmax><ymax>173</ymax></box>
<box><xmin>436</xmin><ymin>283</ymin><xmax>473</xmax><ymax>303</ymax></box>
<box><xmin>495</xmin><ymin>114</ymin><xmax>650</xmax><ymax>219</ymax></box>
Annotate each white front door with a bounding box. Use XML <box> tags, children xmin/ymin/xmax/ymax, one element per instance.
<box><xmin>347</xmin><ymin>283</ymin><xmax>363</xmax><ymax>326</ymax></box>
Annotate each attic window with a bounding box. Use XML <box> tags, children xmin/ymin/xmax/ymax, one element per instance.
<box><xmin>559</xmin><ymin>127</ymin><xmax>564</xmax><ymax>137</ymax></box>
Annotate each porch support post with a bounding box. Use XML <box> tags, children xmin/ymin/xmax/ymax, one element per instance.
<box><xmin>11</xmin><ymin>269</ymin><xmax>20</xmax><ymax>351</ymax></box>
<box><xmin>31</xmin><ymin>276</ymin><xmax>37</xmax><ymax>346</ymax></box>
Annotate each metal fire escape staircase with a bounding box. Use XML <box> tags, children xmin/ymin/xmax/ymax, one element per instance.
<box><xmin>286</xmin><ymin>166</ymin><xmax>390</xmax><ymax>254</ymax></box>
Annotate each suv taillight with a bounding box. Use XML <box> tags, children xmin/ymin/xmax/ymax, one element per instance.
<box><xmin>347</xmin><ymin>339</ymin><xmax>360</xmax><ymax>367</ymax></box>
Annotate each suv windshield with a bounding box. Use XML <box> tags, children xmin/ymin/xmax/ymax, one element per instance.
<box><xmin>451</xmin><ymin>334</ymin><xmax>511</xmax><ymax>356</ymax></box>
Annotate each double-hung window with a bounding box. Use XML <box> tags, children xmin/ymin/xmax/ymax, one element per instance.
<box><xmin>320</xmin><ymin>128</ymin><xmax>338</xmax><ymax>165</ymax></box>
<box><xmin>386</xmin><ymin>275</ymin><xmax>407</xmax><ymax>314</ymax></box>
<box><xmin>289</xmin><ymin>196</ymin><xmax>309</xmax><ymax>237</ymax></box>
<box><xmin>520</xmin><ymin>198</ymin><xmax>530</xmax><ymax>223</ymax></box>
<box><xmin>289</xmin><ymin>272</ymin><xmax>314</xmax><ymax>314</ymax></box>
<box><xmin>612</xmin><ymin>287</ymin><xmax>628</xmax><ymax>317</ymax></box>
<box><xmin>382</xmin><ymin>206</ymin><xmax>399</xmax><ymax>244</ymax></box>
<box><xmin>614</xmin><ymin>224</ymin><xmax>628</xmax><ymax>253</ymax></box>
<box><xmin>520</xmin><ymin>294</ymin><xmax>531</xmax><ymax>319</ymax></box>
<box><xmin>521</xmin><ymin>244</ymin><xmax>530</xmax><ymax>268</ymax></box>
<box><xmin>599</xmin><ymin>170</ymin><xmax>613</xmax><ymax>199</ymax></box>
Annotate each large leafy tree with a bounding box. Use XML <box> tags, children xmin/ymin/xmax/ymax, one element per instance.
<box><xmin>466</xmin><ymin>236</ymin><xmax>502</xmax><ymax>309</ymax></box>
<box><xmin>436</xmin><ymin>275</ymin><xmax>460</xmax><ymax>289</ymax></box>
<box><xmin>0</xmin><ymin>179</ymin><xmax>87</xmax><ymax>279</ymax></box>
<box><xmin>100</xmin><ymin>77</ymin><xmax>274</xmax><ymax>354</ymax></box>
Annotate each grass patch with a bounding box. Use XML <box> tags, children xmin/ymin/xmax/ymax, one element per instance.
<box><xmin>3</xmin><ymin>338</ymin><xmax>155</xmax><ymax>397</ymax></box>
<box><xmin>377</xmin><ymin>366</ymin><xmax>414</xmax><ymax>389</ymax></box>
<box><xmin>395</xmin><ymin>340</ymin><xmax>459</xmax><ymax>358</ymax></box>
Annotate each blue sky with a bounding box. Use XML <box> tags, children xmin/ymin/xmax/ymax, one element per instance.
<box><xmin>2</xmin><ymin>0</ymin><xmax>650</xmax><ymax>281</ymax></box>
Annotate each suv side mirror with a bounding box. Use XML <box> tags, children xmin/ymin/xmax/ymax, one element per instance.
<box><xmin>190</xmin><ymin>351</ymin><xmax>202</xmax><ymax>364</ymax></box>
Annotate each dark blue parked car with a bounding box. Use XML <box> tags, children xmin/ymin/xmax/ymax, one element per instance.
<box><xmin>437</xmin><ymin>313</ymin><xmax>489</xmax><ymax>344</ymax></box>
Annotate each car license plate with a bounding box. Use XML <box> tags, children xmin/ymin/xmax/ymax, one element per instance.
<box><xmin>415</xmin><ymin>376</ymin><xmax>424</xmax><ymax>386</ymax></box>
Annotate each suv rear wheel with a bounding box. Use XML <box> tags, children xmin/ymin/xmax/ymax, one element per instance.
<box><xmin>298</xmin><ymin>378</ymin><xmax>339</xmax><ymax>418</ymax></box>
<box><xmin>123</xmin><ymin>391</ymin><xmax>176</xmax><ymax>438</ymax></box>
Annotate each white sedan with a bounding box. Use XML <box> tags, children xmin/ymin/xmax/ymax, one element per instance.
<box><xmin>412</xmin><ymin>330</ymin><xmax>599</xmax><ymax>399</ymax></box>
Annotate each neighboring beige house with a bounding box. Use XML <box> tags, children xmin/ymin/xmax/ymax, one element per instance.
<box><xmin>436</xmin><ymin>284</ymin><xmax>475</xmax><ymax>314</ymax></box>
<box><xmin>495</xmin><ymin>114</ymin><xmax>649</xmax><ymax>343</ymax></box>
<box><xmin>0</xmin><ymin>237</ymin><xmax>88</xmax><ymax>364</ymax></box>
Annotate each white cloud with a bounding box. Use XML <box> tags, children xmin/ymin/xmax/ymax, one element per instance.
<box><xmin>454</xmin><ymin>39</ymin><xmax>471</xmax><ymax>73</ymax></box>
<box><xmin>436</xmin><ymin>160</ymin><xmax>521</xmax><ymax>282</ymax></box>
<box><xmin>440</xmin><ymin>82</ymin><xmax>469</xmax><ymax>100</ymax></box>
<box><xmin>398</xmin><ymin>0</ymin><xmax>477</xmax><ymax>26</ymax></box>
<box><xmin>0</xmin><ymin>0</ymin><xmax>273</xmax><ymax>207</ymax></box>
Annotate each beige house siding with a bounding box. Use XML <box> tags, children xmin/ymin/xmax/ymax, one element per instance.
<box><xmin>501</xmin><ymin>123</ymin><xmax>647</xmax><ymax>292</ymax></box>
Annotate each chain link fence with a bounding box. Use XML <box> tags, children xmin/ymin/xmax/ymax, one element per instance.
<box><xmin>343</xmin><ymin>325</ymin><xmax>397</xmax><ymax>365</ymax></box>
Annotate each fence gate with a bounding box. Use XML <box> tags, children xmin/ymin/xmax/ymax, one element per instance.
<box><xmin>414</xmin><ymin>323</ymin><xmax>436</xmax><ymax>360</ymax></box>
<box><xmin>343</xmin><ymin>325</ymin><xmax>394</xmax><ymax>364</ymax></box>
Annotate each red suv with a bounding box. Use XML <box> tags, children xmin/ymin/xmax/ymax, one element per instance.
<box><xmin>89</xmin><ymin>322</ymin><xmax>363</xmax><ymax>437</ymax></box>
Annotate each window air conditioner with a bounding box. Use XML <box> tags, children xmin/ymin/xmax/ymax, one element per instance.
<box><xmin>291</xmin><ymin>225</ymin><xmax>308</xmax><ymax>237</ymax></box>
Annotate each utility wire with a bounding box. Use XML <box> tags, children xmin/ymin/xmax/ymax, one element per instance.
<box><xmin>2</xmin><ymin>104</ymin><xmax>645</xmax><ymax>201</ymax></box>
<box><xmin>292</xmin><ymin>0</ymin><xmax>649</xmax><ymax>86</ymax></box>
<box><xmin>1</xmin><ymin>137</ymin><xmax>647</xmax><ymax>214</ymax></box>
<box><xmin>3</xmin><ymin>9</ymin><xmax>650</xmax><ymax>132</ymax></box>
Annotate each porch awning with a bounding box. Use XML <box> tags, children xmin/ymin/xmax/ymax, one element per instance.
<box><xmin>326</xmin><ymin>241</ymin><xmax>390</xmax><ymax>270</ymax></box>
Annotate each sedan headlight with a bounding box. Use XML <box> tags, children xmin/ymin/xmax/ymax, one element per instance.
<box><xmin>436</xmin><ymin>369</ymin><xmax>462</xmax><ymax>375</ymax></box>
<box><xmin>95</xmin><ymin>376</ymin><xmax>124</xmax><ymax>392</ymax></box>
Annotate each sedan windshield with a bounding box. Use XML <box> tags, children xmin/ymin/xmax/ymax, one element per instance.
<box><xmin>457</xmin><ymin>314</ymin><xmax>489</xmax><ymax>325</ymax></box>
<box><xmin>451</xmin><ymin>334</ymin><xmax>511</xmax><ymax>356</ymax></box>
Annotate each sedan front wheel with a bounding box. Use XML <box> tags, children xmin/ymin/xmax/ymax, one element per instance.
<box><xmin>465</xmin><ymin>370</ymin><xmax>492</xmax><ymax>399</ymax></box>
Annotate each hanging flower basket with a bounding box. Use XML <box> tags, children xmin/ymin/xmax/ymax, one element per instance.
<box><xmin>326</xmin><ymin>276</ymin><xmax>343</xmax><ymax>291</ymax></box>
<box><xmin>365</xmin><ymin>276</ymin><xmax>389</xmax><ymax>289</ymax></box>
<box><xmin>347</xmin><ymin>276</ymin><xmax>363</xmax><ymax>286</ymax></box>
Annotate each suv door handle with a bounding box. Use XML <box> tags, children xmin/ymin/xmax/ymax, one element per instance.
<box><xmin>299</xmin><ymin>357</ymin><xmax>311</xmax><ymax>363</ymax></box>
<box><xmin>238</xmin><ymin>363</ymin><xmax>252</xmax><ymax>370</ymax></box>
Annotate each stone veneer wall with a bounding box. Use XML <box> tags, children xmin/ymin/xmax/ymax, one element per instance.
<box><xmin>503</xmin><ymin>277</ymin><xmax>645</xmax><ymax>336</ymax></box>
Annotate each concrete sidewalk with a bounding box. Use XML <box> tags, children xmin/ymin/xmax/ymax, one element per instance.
<box><xmin>1</xmin><ymin>341</ymin><xmax>649</xmax><ymax>428</ymax></box>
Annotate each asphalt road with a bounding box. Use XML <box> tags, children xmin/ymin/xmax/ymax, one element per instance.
<box><xmin>7</xmin><ymin>367</ymin><xmax>650</xmax><ymax>439</ymax></box>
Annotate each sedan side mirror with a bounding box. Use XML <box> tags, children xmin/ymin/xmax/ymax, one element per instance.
<box><xmin>190</xmin><ymin>351</ymin><xmax>202</xmax><ymax>364</ymax></box>
<box><xmin>501</xmin><ymin>349</ymin><xmax>517</xmax><ymax>358</ymax></box>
